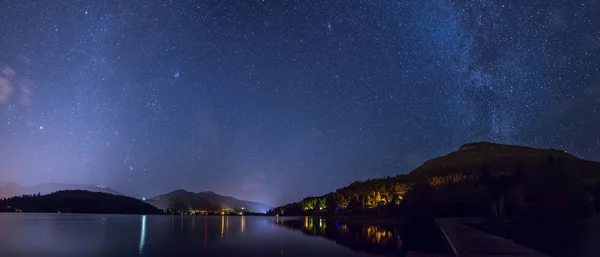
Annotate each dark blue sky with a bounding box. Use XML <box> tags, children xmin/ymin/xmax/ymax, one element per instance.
<box><xmin>0</xmin><ymin>0</ymin><xmax>599</xmax><ymax>206</ymax></box>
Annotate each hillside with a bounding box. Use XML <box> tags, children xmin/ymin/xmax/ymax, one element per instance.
<box><xmin>411</xmin><ymin>142</ymin><xmax>600</xmax><ymax>180</ymax></box>
<box><xmin>0</xmin><ymin>190</ymin><xmax>162</xmax><ymax>214</ymax></box>
<box><xmin>145</xmin><ymin>190</ymin><xmax>272</xmax><ymax>213</ymax></box>
<box><xmin>0</xmin><ymin>183</ymin><xmax>121</xmax><ymax>199</ymax></box>
<box><xmin>269</xmin><ymin>142</ymin><xmax>600</xmax><ymax>218</ymax></box>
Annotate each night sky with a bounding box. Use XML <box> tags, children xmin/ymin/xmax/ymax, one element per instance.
<box><xmin>0</xmin><ymin>0</ymin><xmax>599</xmax><ymax>206</ymax></box>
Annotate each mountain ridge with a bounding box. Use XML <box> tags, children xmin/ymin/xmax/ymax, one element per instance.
<box><xmin>0</xmin><ymin>183</ymin><xmax>122</xmax><ymax>199</ymax></box>
<box><xmin>0</xmin><ymin>190</ymin><xmax>161</xmax><ymax>214</ymax></box>
<box><xmin>145</xmin><ymin>189</ymin><xmax>273</xmax><ymax>213</ymax></box>
<box><xmin>411</xmin><ymin>141</ymin><xmax>600</xmax><ymax>180</ymax></box>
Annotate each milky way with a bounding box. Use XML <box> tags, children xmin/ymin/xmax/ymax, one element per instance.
<box><xmin>0</xmin><ymin>0</ymin><xmax>599</xmax><ymax>205</ymax></box>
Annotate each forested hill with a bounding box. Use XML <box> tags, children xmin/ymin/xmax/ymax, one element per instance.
<box><xmin>0</xmin><ymin>183</ymin><xmax>121</xmax><ymax>199</ymax></box>
<box><xmin>0</xmin><ymin>190</ymin><xmax>162</xmax><ymax>214</ymax></box>
<box><xmin>269</xmin><ymin>142</ymin><xmax>600</xmax><ymax>218</ymax></box>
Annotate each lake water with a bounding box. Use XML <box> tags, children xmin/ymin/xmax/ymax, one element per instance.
<box><xmin>0</xmin><ymin>213</ymin><xmax>447</xmax><ymax>257</ymax></box>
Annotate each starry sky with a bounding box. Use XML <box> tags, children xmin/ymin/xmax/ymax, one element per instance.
<box><xmin>0</xmin><ymin>0</ymin><xmax>599</xmax><ymax>206</ymax></box>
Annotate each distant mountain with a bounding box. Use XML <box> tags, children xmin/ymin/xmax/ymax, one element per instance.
<box><xmin>0</xmin><ymin>183</ymin><xmax>121</xmax><ymax>199</ymax></box>
<box><xmin>0</xmin><ymin>190</ymin><xmax>161</xmax><ymax>214</ymax></box>
<box><xmin>196</xmin><ymin>190</ymin><xmax>273</xmax><ymax>213</ymax></box>
<box><xmin>145</xmin><ymin>190</ymin><xmax>273</xmax><ymax>213</ymax></box>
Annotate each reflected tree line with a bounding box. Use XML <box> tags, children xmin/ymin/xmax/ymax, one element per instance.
<box><xmin>275</xmin><ymin>216</ymin><xmax>448</xmax><ymax>256</ymax></box>
<box><xmin>269</xmin><ymin>155</ymin><xmax>600</xmax><ymax>220</ymax></box>
<box><xmin>276</xmin><ymin>217</ymin><xmax>406</xmax><ymax>256</ymax></box>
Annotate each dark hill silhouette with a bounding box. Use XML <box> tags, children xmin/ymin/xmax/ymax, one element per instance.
<box><xmin>145</xmin><ymin>189</ymin><xmax>219</xmax><ymax>211</ymax></box>
<box><xmin>411</xmin><ymin>142</ymin><xmax>600</xmax><ymax>180</ymax></box>
<box><xmin>269</xmin><ymin>142</ymin><xmax>600</xmax><ymax>219</ymax></box>
<box><xmin>0</xmin><ymin>190</ymin><xmax>162</xmax><ymax>214</ymax></box>
<box><xmin>0</xmin><ymin>183</ymin><xmax>122</xmax><ymax>199</ymax></box>
<box><xmin>146</xmin><ymin>189</ymin><xmax>272</xmax><ymax>213</ymax></box>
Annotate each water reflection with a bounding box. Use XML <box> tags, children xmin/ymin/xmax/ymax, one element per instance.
<box><xmin>221</xmin><ymin>215</ymin><xmax>225</xmax><ymax>238</ymax></box>
<box><xmin>241</xmin><ymin>215</ymin><xmax>246</xmax><ymax>233</ymax></box>
<box><xmin>0</xmin><ymin>214</ymin><xmax>446</xmax><ymax>257</ymax></box>
<box><xmin>139</xmin><ymin>215</ymin><xmax>146</xmax><ymax>255</ymax></box>
<box><xmin>203</xmin><ymin>217</ymin><xmax>207</xmax><ymax>248</ymax></box>
<box><xmin>277</xmin><ymin>217</ymin><xmax>405</xmax><ymax>256</ymax></box>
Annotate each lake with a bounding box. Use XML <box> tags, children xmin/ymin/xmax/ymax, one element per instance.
<box><xmin>0</xmin><ymin>213</ymin><xmax>448</xmax><ymax>257</ymax></box>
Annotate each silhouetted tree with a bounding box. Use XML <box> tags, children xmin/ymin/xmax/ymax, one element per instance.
<box><xmin>326</xmin><ymin>194</ymin><xmax>337</xmax><ymax>213</ymax></box>
<box><xmin>480</xmin><ymin>161</ymin><xmax>515</xmax><ymax>220</ymax></box>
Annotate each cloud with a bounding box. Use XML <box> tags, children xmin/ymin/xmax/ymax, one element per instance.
<box><xmin>0</xmin><ymin>64</ymin><xmax>34</xmax><ymax>106</ymax></box>
<box><xmin>2</xmin><ymin>65</ymin><xmax>15</xmax><ymax>76</ymax></box>
<box><xmin>17</xmin><ymin>78</ymin><xmax>33</xmax><ymax>106</ymax></box>
<box><xmin>0</xmin><ymin>76</ymin><xmax>13</xmax><ymax>103</ymax></box>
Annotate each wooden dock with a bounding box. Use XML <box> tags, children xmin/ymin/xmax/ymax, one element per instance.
<box><xmin>436</xmin><ymin>219</ymin><xmax>550</xmax><ymax>257</ymax></box>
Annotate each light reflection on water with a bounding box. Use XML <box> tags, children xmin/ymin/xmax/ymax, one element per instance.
<box><xmin>138</xmin><ymin>215</ymin><xmax>146</xmax><ymax>254</ymax></box>
<box><xmin>278</xmin><ymin>216</ymin><xmax>405</xmax><ymax>256</ymax></box>
<box><xmin>0</xmin><ymin>214</ymin><xmax>446</xmax><ymax>257</ymax></box>
<box><xmin>220</xmin><ymin>215</ymin><xmax>224</xmax><ymax>238</ymax></box>
<box><xmin>241</xmin><ymin>215</ymin><xmax>246</xmax><ymax>233</ymax></box>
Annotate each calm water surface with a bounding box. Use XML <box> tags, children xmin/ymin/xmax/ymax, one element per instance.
<box><xmin>0</xmin><ymin>213</ymin><xmax>446</xmax><ymax>257</ymax></box>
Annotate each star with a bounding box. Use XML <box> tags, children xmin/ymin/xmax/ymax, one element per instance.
<box><xmin>0</xmin><ymin>0</ymin><xmax>596</xmax><ymax>207</ymax></box>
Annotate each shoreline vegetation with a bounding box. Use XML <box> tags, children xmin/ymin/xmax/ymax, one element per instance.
<box><xmin>268</xmin><ymin>142</ymin><xmax>600</xmax><ymax>222</ymax></box>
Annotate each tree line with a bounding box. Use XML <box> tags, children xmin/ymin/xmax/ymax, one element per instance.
<box><xmin>0</xmin><ymin>190</ymin><xmax>163</xmax><ymax>214</ymax></box>
<box><xmin>269</xmin><ymin>155</ymin><xmax>600</xmax><ymax>219</ymax></box>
